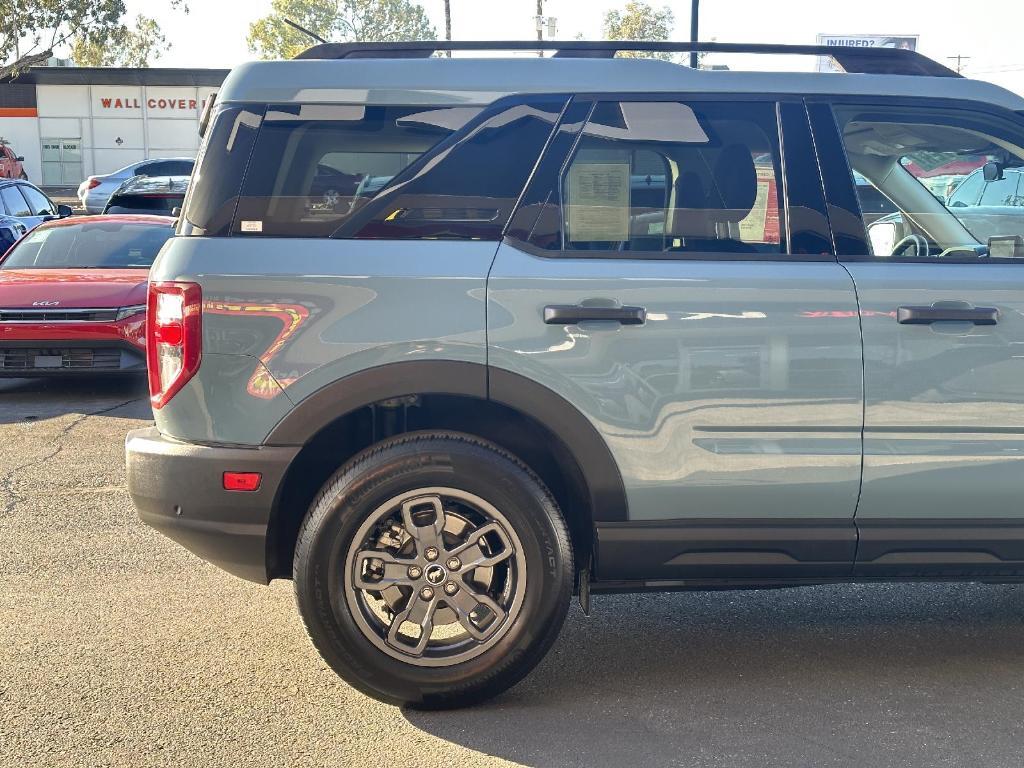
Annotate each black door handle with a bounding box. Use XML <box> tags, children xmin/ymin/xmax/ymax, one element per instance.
<box><xmin>897</xmin><ymin>305</ymin><xmax>999</xmax><ymax>325</ymax></box>
<box><xmin>543</xmin><ymin>304</ymin><xmax>647</xmax><ymax>325</ymax></box>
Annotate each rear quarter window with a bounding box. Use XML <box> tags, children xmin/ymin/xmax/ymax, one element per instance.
<box><xmin>181</xmin><ymin>105</ymin><xmax>263</xmax><ymax>236</ymax></box>
<box><xmin>183</xmin><ymin>97</ymin><xmax>566</xmax><ymax>240</ymax></box>
<box><xmin>341</xmin><ymin>96</ymin><xmax>567</xmax><ymax>241</ymax></box>
<box><xmin>233</xmin><ymin>104</ymin><xmax>485</xmax><ymax>238</ymax></box>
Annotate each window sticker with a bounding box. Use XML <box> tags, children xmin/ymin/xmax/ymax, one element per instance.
<box><xmin>738</xmin><ymin>180</ymin><xmax>769</xmax><ymax>242</ymax></box>
<box><xmin>566</xmin><ymin>162</ymin><xmax>631</xmax><ymax>242</ymax></box>
<box><xmin>240</xmin><ymin>220</ymin><xmax>263</xmax><ymax>232</ymax></box>
<box><xmin>738</xmin><ymin>165</ymin><xmax>781</xmax><ymax>244</ymax></box>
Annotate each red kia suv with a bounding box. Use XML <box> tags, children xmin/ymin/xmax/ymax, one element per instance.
<box><xmin>0</xmin><ymin>214</ymin><xmax>174</xmax><ymax>375</ymax></box>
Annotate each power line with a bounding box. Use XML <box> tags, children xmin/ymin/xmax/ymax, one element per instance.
<box><xmin>966</xmin><ymin>64</ymin><xmax>1024</xmax><ymax>74</ymax></box>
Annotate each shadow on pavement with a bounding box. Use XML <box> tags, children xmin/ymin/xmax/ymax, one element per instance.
<box><xmin>406</xmin><ymin>583</ymin><xmax>1024</xmax><ymax>767</ymax></box>
<box><xmin>0</xmin><ymin>374</ymin><xmax>150</xmax><ymax>424</ymax></box>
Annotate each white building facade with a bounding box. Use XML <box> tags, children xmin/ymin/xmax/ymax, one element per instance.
<box><xmin>0</xmin><ymin>67</ymin><xmax>227</xmax><ymax>186</ymax></box>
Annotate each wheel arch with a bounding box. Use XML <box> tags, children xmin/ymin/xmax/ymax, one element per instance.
<box><xmin>264</xmin><ymin>360</ymin><xmax>627</xmax><ymax>580</ymax></box>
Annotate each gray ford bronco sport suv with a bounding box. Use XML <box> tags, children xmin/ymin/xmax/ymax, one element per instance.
<box><xmin>127</xmin><ymin>40</ymin><xmax>1024</xmax><ymax>708</ymax></box>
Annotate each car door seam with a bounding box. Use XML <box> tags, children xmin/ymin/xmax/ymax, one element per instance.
<box><xmin>839</xmin><ymin>260</ymin><xmax>866</xmax><ymax>572</ymax></box>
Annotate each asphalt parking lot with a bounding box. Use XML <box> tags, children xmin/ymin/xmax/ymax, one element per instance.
<box><xmin>4</xmin><ymin>376</ymin><xmax>1024</xmax><ymax>767</ymax></box>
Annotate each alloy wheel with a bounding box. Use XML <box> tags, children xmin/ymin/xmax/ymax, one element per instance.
<box><xmin>343</xmin><ymin>487</ymin><xmax>527</xmax><ymax>667</ymax></box>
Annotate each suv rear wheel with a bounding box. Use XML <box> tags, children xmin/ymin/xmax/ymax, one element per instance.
<box><xmin>293</xmin><ymin>431</ymin><xmax>574</xmax><ymax>708</ymax></box>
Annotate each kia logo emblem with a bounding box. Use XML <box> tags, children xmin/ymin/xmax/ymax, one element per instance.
<box><xmin>32</xmin><ymin>300</ymin><xmax>59</xmax><ymax>306</ymax></box>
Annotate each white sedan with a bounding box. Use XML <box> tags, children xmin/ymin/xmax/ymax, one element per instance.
<box><xmin>77</xmin><ymin>157</ymin><xmax>194</xmax><ymax>214</ymax></box>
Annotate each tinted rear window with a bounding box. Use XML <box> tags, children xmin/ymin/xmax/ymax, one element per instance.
<box><xmin>143</xmin><ymin>159</ymin><xmax>194</xmax><ymax>177</ymax></box>
<box><xmin>341</xmin><ymin>96</ymin><xmax>567</xmax><ymax>241</ymax></box>
<box><xmin>183</xmin><ymin>98</ymin><xmax>567</xmax><ymax>240</ymax></box>
<box><xmin>234</xmin><ymin>104</ymin><xmax>482</xmax><ymax>237</ymax></box>
<box><xmin>181</xmin><ymin>105</ymin><xmax>263</xmax><ymax>235</ymax></box>
<box><xmin>1</xmin><ymin>222</ymin><xmax>172</xmax><ymax>269</ymax></box>
<box><xmin>106</xmin><ymin>194</ymin><xmax>184</xmax><ymax>214</ymax></box>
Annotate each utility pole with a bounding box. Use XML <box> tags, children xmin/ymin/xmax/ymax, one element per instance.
<box><xmin>947</xmin><ymin>54</ymin><xmax>970</xmax><ymax>74</ymax></box>
<box><xmin>537</xmin><ymin>0</ymin><xmax>544</xmax><ymax>57</ymax></box>
<box><xmin>689</xmin><ymin>0</ymin><xmax>700</xmax><ymax>69</ymax></box>
<box><xmin>444</xmin><ymin>0</ymin><xmax>451</xmax><ymax>58</ymax></box>
<box><xmin>534</xmin><ymin>2</ymin><xmax>557</xmax><ymax>57</ymax></box>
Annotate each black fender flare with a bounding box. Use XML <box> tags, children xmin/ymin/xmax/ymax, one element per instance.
<box><xmin>265</xmin><ymin>360</ymin><xmax>628</xmax><ymax>523</ymax></box>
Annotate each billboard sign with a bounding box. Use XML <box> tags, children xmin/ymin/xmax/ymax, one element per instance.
<box><xmin>815</xmin><ymin>34</ymin><xmax>919</xmax><ymax>72</ymax></box>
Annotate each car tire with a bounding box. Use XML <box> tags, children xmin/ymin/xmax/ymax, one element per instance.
<box><xmin>293</xmin><ymin>430</ymin><xmax>574</xmax><ymax>709</ymax></box>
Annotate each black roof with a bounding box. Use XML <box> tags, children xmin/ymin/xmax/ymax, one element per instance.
<box><xmin>0</xmin><ymin>178</ymin><xmax>46</xmax><ymax>192</ymax></box>
<box><xmin>2</xmin><ymin>67</ymin><xmax>228</xmax><ymax>87</ymax></box>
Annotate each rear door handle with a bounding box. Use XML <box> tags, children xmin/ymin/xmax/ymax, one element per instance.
<box><xmin>543</xmin><ymin>304</ymin><xmax>647</xmax><ymax>325</ymax></box>
<box><xmin>897</xmin><ymin>305</ymin><xmax>999</xmax><ymax>325</ymax></box>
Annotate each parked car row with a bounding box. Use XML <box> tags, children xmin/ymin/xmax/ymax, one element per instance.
<box><xmin>78</xmin><ymin>157</ymin><xmax>194</xmax><ymax>214</ymax></box>
<box><xmin>0</xmin><ymin>152</ymin><xmax>193</xmax><ymax>376</ymax></box>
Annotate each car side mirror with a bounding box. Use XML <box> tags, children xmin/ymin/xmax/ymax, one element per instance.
<box><xmin>983</xmin><ymin>161</ymin><xmax>1004</xmax><ymax>182</ymax></box>
<box><xmin>171</xmin><ymin>206</ymin><xmax>182</xmax><ymax>218</ymax></box>
<box><xmin>16</xmin><ymin>156</ymin><xmax>24</xmax><ymax>162</ymax></box>
<box><xmin>56</xmin><ymin>204</ymin><xmax>73</xmax><ymax>218</ymax></box>
<box><xmin>868</xmin><ymin>220</ymin><xmax>898</xmax><ymax>257</ymax></box>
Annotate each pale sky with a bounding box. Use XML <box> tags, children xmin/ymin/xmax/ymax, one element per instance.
<box><xmin>113</xmin><ymin>0</ymin><xmax>1023</xmax><ymax>94</ymax></box>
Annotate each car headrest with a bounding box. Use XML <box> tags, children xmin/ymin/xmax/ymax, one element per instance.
<box><xmin>666</xmin><ymin>169</ymin><xmax>714</xmax><ymax>239</ymax></box>
<box><xmin>676</xmin><ymin>171</ymin><xmax>707</xmax><ymax>210</ymax></box>
<box><xmin>711</xmin><ymin>144</ymin><xmax>757</xmax><ymax>222</ymax></box>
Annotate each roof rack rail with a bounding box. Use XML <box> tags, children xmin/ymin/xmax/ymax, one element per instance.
<box><xmin>293</xmin><ymin>40</ymin><xmax>960</xmax><ymax>78</ymax></box>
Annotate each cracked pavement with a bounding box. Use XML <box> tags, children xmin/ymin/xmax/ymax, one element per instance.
<box><xmin>4</xmin><ymin>376</ymin><xmax>1024</xmax><ymax>767</ymax></box>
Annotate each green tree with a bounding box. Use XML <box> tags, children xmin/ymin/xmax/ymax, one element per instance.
<box><xmin>1</xmin><ymin>0</ymin><xmax>186</xmax><ymax>76</ymax></box>
<box><xmin>70</xmin><ymin>15</ymin><xmax>168</xmax><ymax>67</ymax></box>
<box><xmin>602</xmin><ymin>1</ymin><xmax>675</xmax><ymax>61</ymax></box>
<box><xmin>248</xmin><ymin>0</ymin><xmax>437</xmax><ymax>60</ymax></box>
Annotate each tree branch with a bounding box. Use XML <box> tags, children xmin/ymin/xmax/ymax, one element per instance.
<box><xmin>0</xmin><ymin>49</ymin><xmax>55</xmax><ymax>80</ymax></box>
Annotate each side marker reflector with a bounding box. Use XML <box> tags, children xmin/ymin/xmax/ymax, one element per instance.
<box><xmin>223</xmin><ymin>471</ymin><xmax>262</xmax><ymax>492</ymax></box>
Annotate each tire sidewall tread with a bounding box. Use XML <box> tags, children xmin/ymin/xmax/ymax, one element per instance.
<box><xmin>293</xmin><ymin>430</ymin><xmax>573</xmax><ymax>709</ymax></box>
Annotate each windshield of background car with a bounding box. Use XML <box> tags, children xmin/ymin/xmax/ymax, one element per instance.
<box><xmin>1</xmin><ymin>221</ymin><xmax>173</xmax><ymax>269</ymax></box>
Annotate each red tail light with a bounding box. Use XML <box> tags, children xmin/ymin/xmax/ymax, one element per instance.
<box><xmin>147</xmin><ymin>281</ymin><xmax>202</xmax><ymax>409</ymax></box>
<box><xmin>86</xmin><ymin>178</ymin><xmax>101</xmax><ymax>190</ymax></box>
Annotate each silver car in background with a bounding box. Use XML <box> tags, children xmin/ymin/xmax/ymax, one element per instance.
<box><xmin>77</xmin><ymin>157</ymin><xmax>194</xmax><ymax>214</ymax></box>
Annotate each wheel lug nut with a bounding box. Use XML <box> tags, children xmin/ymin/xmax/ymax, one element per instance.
<box><xmin>407</xmin><ymin>565</ymin><xmax>422</xmax><ymax>579</ymax></box>
<box><xmin>444</xmin><ymin>582</ymin><xmax>458</xmax><ymax>595</ymax></box>
<box><xmin>420</xmin><ymin>586</ymin><xmax>434</xmax><ymax>600</ymax></box>
<box><xmin>446</xmin><ymin>557</ymin><xmax>461</xmax><ymax>571</ymax></box>
<box><xmin>424</xmin><ymin>547</ymin><xmax>439</xmax><ymax>561</ymax></box>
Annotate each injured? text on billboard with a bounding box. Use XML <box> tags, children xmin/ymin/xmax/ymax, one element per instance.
<box><xmin>815</xmin><ymin>34</ymin><xmax>919</xmax><ymax>72</ymax></box>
